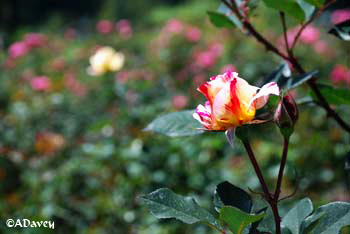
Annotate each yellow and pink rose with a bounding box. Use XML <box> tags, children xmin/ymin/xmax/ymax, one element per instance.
<box><xmin>193</xmin><ymin>71</ymin><xmax>279</xmax><ymax>131</ymax></box>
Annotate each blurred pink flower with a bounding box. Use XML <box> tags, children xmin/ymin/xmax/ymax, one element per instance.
<box><xmin>64</xmin><ymin>28</ymin><xmax>78</xmax><ymax>40</ymax></box>
<box><xmin>64</xmin><ymin>72</ymin><xmax>87</xmax><ymax>96</ymax></box>
<box><xmin>299</xmin><ymin>25</ymin><xmax>320</xmax><ymax>44</ymax></box>
<box><xmin>116</xmin><ymin>71</ymin><xmax>130</xmax><ymax>84</ymax></box>
<box><xmin>185</xmin><ymin>26</ymin><xmax>201</xmax><ymax>42</ymax></box>
<box><xmin>23</xmin><ymin>33</ymin><xmax>47</xmax><ymax>48</ymax></box>
<box><xmin>331</xmin><ymin>9</ymin><xmax>350</xmax><ymax>25</ymax></box>
<box><xmin>8</xmin><ymin>41</ymin><xmax>29</xmax><ymax>59</ymax></box>
<box><xmin>193</xmin><ymin>74</ymin><xmax>206</xmax><ymax>87</ymax></box>
<box><xmin>331</xmin><ymin>64</ymin><xmax>350</xmax><ymax>84</ymax></box>
<box><xmin>3</xmin><ymin>58</ymin><xmax>16</xmax><ymax>69</ymax></box>
<box><xmin>277</xmin><ymin>29</ymin><xmax>296</xmax><ymax>48</ymax></box>
<box><xmin>312</xmin><ymin>40</ymin><xmax>329</xmax><ymax>55</ymax></box>
<box><xmin>96</xmin><ymin>20</ymin><xmax>114</xmax><ymax>34</ymax></box>
<box><xmin>22</xmin><ymin>69</ymin><xmax>34</xmax><ymax>81</ymax></box>
<box><xmin>50</xmin><ymin>58</ymin><xmax>66</xmax><ymax>71</ymax></box>
<box><xmin>31</xmin><ymin>76</ymin><xmax>52</xmax><ymax>91</ymax></box>
<box><xmin>172</xmin><ymin>95</ymin><xmax>188</xmax><ymax>109</ymax></box>
<box><xmin>195</xmin><ymin>51</ymin><xmax>217</xmax><ymax>69</ymax></box>
<box><xmin>221</xmin><ymin>64</ymin><xmax>237</xmax><ymax>73</ymax></box>
<box><xmin>278</xmin><ymin>25</ymin><xmax>320</xmax><ymax>48</ymax></box>
<box><xmin>116</xmin><ymin>19</ymin><xmax>133</xmax><ymax>39</ymax></box>
<box><xmin>209</xmin><ymin>43</ymin><xmax>224</xmax><ymax>56</ymax></box>
<box><xmin>194</xmin><ymin>44</ymin><xmax>223</xmax><ymax>69</ymax></box>
<box><xmin>164</xmin><ymin>19</ymin><xmax>183</xmax><ymax>34</ymax></box>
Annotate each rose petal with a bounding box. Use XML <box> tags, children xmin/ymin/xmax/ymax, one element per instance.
<box><xmin>193</xmin><ymin>103</ymin><xmax>213</xmax><ymax>129</ymax></box>
<box><xmin>235</xmin><ymin>77</ymin><xmax>259</xmax><ymax>110</ymax></box>
<box><xmin>248</xmin><ymin>82</ymin><xmax>280</xmax><ymax>110</ymax></box>
<box><xmin>198</xmin><ymin>71</ymin><xmax>238</xmax><ymax>105</ymax></box>
<box><xmin>212</xmin><ymin>79</ymin><xmax>239</xmax><ymax>127</ymax></box>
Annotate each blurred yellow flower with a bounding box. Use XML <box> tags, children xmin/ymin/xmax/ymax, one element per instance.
<box><xmin>35</xmin><ymin>132</ymin><xmax>65</xmax><ymax>155</ymax></box>
<box><xmin>87</xmin><ymin>46</ymin><xmax>125</xmax><ymax>76</ymax></box>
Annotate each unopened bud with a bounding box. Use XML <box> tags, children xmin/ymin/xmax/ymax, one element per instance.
<box><xmin>274</xmin><ymin>95</ymin><xmax>298</xmax><ymax>138</ymax></box>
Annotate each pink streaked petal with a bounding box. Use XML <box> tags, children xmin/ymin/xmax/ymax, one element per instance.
<box><xmin>196</xmin><ymin>112</ymin><xmax>210</xmax><ymax>119</ymax></box>
<box><xmin>223</xmin><ymin>71</ymin><xmax>239</xmax><ymax>82</ymax></box>
<box><xmin>212</xmin><ymin>84</ymin><xmax>231</xmax><ymax>117</ymax></box>
<box><xmin>212</xmin><ymin>80</ymin><xmax>240</xmax><ymax>127</ymax></box>
<box><xmin>234</xmin><ymin>77</ymin><xmax>259</xmax><ymax>107</ymax></box>
<box><xmin>194</xmin><ymin>104</ymin><xmax>213</xmax><ymax>128</ymax></box>
<box><xmin>229</xmin><ymin>78</ymin><xmax>240</xmax><ymax>115</ymax></box>
<box><xmin>248</xmin><ymin>82</ymin><xmax>280</xmax><ymax>110</ymax></box>
<box><xmin>193</xmin><ymin>112</ymin><xmax>203</xmax><ymax>122</ymax></box>
<box><xmin>203</xmin><ymin>72</ymin><xmax>241</xmax><ymax>93</ymax></box>
<box><xmin>196</xmin><ymin>103</ymin><xmax>211</xmax><ymax>114</ymax></box>
<box><xmin>196</xmin><ymin>104</ymin><xmax>206</xmax><ymax>112</ymax></box>
<box><xmin>210</xmin><ymin>75</ymin><xmax>217</xmax><ymax>81</ymax></box>
<box><xmin>204</xmin><ymin>101</ymin><xmax>211</xmax><ymax>110</ymax></box>
<box><xmin>197</xmin><ymin>83</ymin><xmax>210</xmax><ymax>99</ymax></box>
<box><xmin>193</xmin><ymin>112</ymin><xmax>211</xmax><ymax>129</ymax></box>
<box><xmin>199</xmin><ymin>75</ymin><xmax>229</xmax><ymax>105</ymax></box>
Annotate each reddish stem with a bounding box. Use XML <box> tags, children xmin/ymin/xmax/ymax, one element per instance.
<box><xmin>290</xmin><ymin>0</ymin><xmax>337</xmax><ymax>50</ymax></box>
<box><xmin>221</xmin><ymin>0</ymin><xmax>350</xmax><ymax>133</ymax></box>
<box><xmin>242</xmin><ymin>140</ymin><xmax>281</xmax><ymax>234</ymax></box>
<box><xmin>274</xmin><ymin>137</ymin><xmax>289</xmax><ymax>199</ymax></box>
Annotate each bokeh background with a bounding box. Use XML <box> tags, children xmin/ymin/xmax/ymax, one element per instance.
<box><xmin>0</xmin><ymin>0</ymin><xmax>349</xmax><ymax>233</ymax></box>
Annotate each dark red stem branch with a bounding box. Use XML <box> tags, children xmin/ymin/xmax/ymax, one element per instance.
<box><xmin>291</xmin><ymin>0</ymin><xmax>337</xmax><ymax>50</ymax></box>
<box><xmin>242</xmin><ymin>140</ymin><xmax>271</xmax><ymax>197</ymax></box>
<box><xmin>274</xmin><ymin>137</ymin><xmax>289</xmax><ymax>199</ymax></box>
<box><xmin>290</xmin><ymin>57</ymin><xmax>350</xmax><ymax>132</ymax></box>
<box><xmin>279</xmin><ymin>12</ymin><xmax>290</xmax><ymax>54</ymax></box>
<box><xmin>221</xmin><ymin>0</ymin><xmax>350</xmax><ymax>133</ymax></box>
<box><xmin>242</xmin><ymin>140</ymin><xmax>281</xmax><ymax>234</ymax></box>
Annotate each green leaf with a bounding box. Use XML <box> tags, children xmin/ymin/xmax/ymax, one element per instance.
<box><xmin>208</xmin><ymin>11</ymin><xmax>236</xmax><ymax>28</ymax></box>
<box><xmin>250</xmin><ymin>207</ymin><xmax>268</xmax><ymax>233</ymax></box>
<box><xmin>220</xmin><ymin>206</ymin><xmax>265</xmax><ymax>234</ymax></box>
<box><xmin>144</xmin><ymin>110</ymin><xmax>205</xmax><ymax>137</ymax></box>
<box><xmin>263</xmin><ymin>62</ymin><xmax>291</xmax><ymax>88</ymax></box>
<box><xmin>281</xmin><ymin>198</ymin><xmax>313</xmax><ymax>234</ymax></box>
<box><xmin>217</xmin><ymin>3</ymin><xmax>243</xmax><ymax>29</ymax></box>
<box><xmin>215</xmin><ymin>181</ymin><xmax>252</xmax><ymax>213</ymax></box>
<box><xmin>302</xmin><ymin>202</ymin><xmax>350</xmax><ymax>234</ymax></box>
<box><xmin>213</xmin><ymin>191</ymin><xmax>224</xmax><ymax>213</ymax></box>
<box><xmin>140</xmin><ymin>188</ymin><xmax>223</xmax><ymax>231</ymax></box>
<box><xmin>296</xmin><ymin>0</ymin><xmax>316</xmax><ymax>21</ymax></box>
<box><xmin>288</xmin><ymin>70</ymin><xmax>318</xmax><ymax>90</ymax></box>
<box><xmin>263</xmin><ymin>63</ymin><xmax>317</xmax><ymax>91</ymax></box>
<box><xmin>311</xmin><ymin>84</ymin><xmax>350</xmax><ymax>105</ymax></box>
<box><xmin>302</xmin><ymin>0</ymin><xmax>324</xmax><ymax>7</ymax></box>
<box><xmin>329</xmin><ymin>20</ymin><xmax>350</xmax><ymax>41</ymax></box>
<box><xmin>262</xmin><ymin>0</ymin><xmax>305</xmax><ymax>22</ymax></box>
<box><xmin>257</xmin><ymin>206</ymin><xmax>277</xmax><ymax>233</ymax></box>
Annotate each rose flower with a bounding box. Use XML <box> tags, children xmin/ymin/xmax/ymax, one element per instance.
<box><xmin>193</xmin><ymin>71</ymin><xmax>279</xmax><ymax>131</ymax></box>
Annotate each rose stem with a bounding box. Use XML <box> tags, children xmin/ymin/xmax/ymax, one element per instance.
<box><xmin>274</xmin><ymin>137</ymin><xmax>289</xmax><ymax>200</ymax></box>
<box><xmin>242</xmin><ymin>140</ymin><xmax>281</xmax><ymax>234</ymax></box>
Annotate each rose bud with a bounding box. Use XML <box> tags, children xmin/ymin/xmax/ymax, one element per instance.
<box><xmin>193</xmin><ymin>71</ymin><xmax>280</xmax><ymax>131</ymax></box>
<box><xmin>274</xmin><ymin>95</ymin><xmax>298</xmax><ymax>138</ymax></box>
